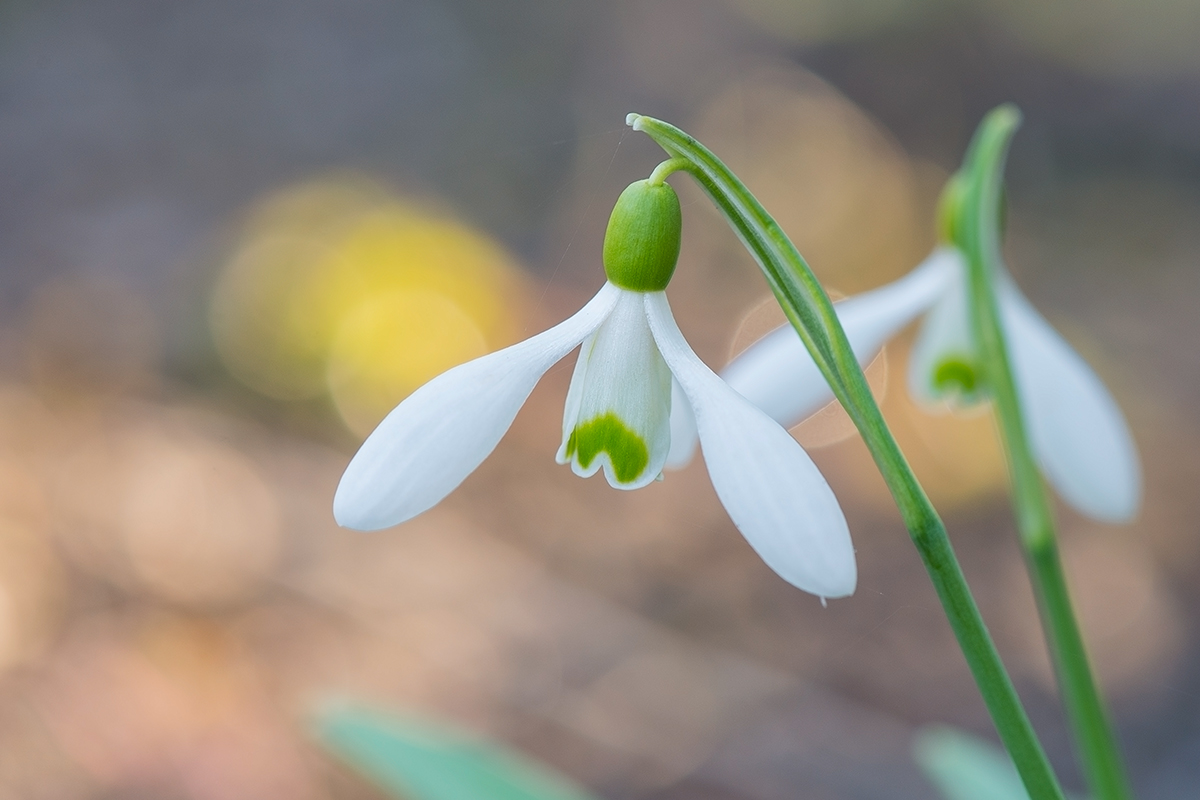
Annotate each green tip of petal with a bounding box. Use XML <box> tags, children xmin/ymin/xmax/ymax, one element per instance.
<box><xmin>565</xmin><ymin>412</ymin><xmax>650</xmax><ymax>484</ymax></box>
<box><xmin>603</xmin><ymin>180</ymin><xmax>682</xmax><ymax>292</ymax></box>
<box><xmin>934</xmin><ymin>357</ymin><xmax>980</xmax><ymax>396</ymax></box>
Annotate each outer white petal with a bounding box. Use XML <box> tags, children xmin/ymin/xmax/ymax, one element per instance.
<box><xmin>556</xmin><ymin>289</ymin><xmax>672</xmax><ymax>489</ymax></box>
<box><xmin>1000</xmin><ymin>282</ymin><xmax>1141</xmax><ymax>522</ymax></box>
<box><xmin>334</xmin><ymin>283</ymin><xmax>620</xmax><ymax>530</ymax></box>
<box><xmin>908</xmin><ymin>249</ymin><xmax>981</xmax><ymax>406</ymax></box>
<box><xmin>645</xmin><ymin>292</ymin><xmax>856</xmax><ymax>598</ymax></box>
<box><xmin>724</xmin><ymin>248</ymin><xmax>958</xmax><ymax>429</ymax></box>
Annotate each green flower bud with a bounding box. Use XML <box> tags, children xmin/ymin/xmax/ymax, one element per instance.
<box><xmin>937</xmin><ymin>172</ymin><xmax>1008</xmax><ymax>248</ymax></box>
<box><xmin>603</xmin><ymin>179</ymin><xmax>682</xmax><ymax>292</ymax></box>
<box><xmin>937</xmin><ymin>173</ymin><xmax>967</xmax><ymax>247</ymax></box>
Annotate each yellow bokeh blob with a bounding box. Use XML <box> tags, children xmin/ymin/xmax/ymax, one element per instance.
<box><xmin>328</xmin><ymin>289</ymin><xmax>489</xmax><ymax>436</ymax></box>
<box><xmin>211</xmin><ymin>235</ymin><xmax>345</xmax><ymax>400</ymax></box>
<box><xmin>209</xmin><ymin>175</ymin><xmax>529</xmax><ymax>434</ymax></box>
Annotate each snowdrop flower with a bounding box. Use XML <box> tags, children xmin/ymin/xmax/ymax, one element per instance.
<box><xmin>335</xmin><ymin>178</ymin><xmax>856</xmax><ymax>598</ymax></box>
<box><xmin>695</xmin><ymin>245</ymin><xmax>1140</xmax><ymax>523</ymax></box>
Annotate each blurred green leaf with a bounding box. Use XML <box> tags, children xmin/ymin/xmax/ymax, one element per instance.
<box><xmin>312</xmin><ymin>705</ymin><xmax>600</xmax><ymax>800</ymax></box>
<box><xmin>914</xmin><ymin>726</ymin><xmax>1033</xmax><ymax>800</ymax></box>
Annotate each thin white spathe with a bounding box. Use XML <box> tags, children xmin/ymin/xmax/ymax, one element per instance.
<box><xmin>645</xmin><ymin>292</ymin><xmax>855</xmax><ymax>598</ymax></box>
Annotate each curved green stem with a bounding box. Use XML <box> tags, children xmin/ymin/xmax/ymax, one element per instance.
<box><xmin>958</xmin><ymin>105</ymin><xmax>1133</xmax><ymax>800</ymax></box>
<box><xmin>648</xmin><ymin>158</ymin><xmax>688</xmax><ymax>186</ymax></box>
<box><xmin>628</xmin><ymin>112</ymin><xmax>1066</xmax><ymax>800</ymax></box>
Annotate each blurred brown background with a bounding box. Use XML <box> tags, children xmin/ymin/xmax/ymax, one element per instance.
<box><xmin>0</xmin><ymin>0</ymin><xmax>1197</xmax><ymax>797</ymax></box>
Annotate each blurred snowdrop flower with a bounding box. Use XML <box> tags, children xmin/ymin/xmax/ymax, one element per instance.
<box><xmin>699</xmin><ymin>245</ymin><xmax>1140</xmax><ymax>523</ymax></box>
<box><xmin>335</xmin><ymin>179</ymin><xmax>856</xmax><ymax>598</ymax></box>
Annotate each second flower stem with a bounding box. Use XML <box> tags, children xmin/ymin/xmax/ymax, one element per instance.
<box><xmin>1030</xmin><ymin>540</ymin><xmax>1132</xmax><ymax>800</ymax></box>
<box><xmin>960</xmin><ymin>105</ymin><xmax>1133</xmax><ymax>800</ymax></box>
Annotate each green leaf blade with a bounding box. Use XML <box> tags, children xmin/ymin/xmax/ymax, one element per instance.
<box><xmin>313</xmin><ymin>706</ymin><xmax>600</xmax><ymax>800</ymax></box>
<box><xmin>915</xmin><ymin>726</ymin><xmax>1033</xmax><ymax>800</ymax></box>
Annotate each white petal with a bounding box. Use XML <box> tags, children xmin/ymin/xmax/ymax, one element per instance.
<box><xmin>645</xmin><ymin>292</ymin><xmax>856</xmax><ymax>597</ymax></box>
<box><xmin>556</xmin><ymin>288</ymin><xmax>672</xmax><ymax>489</ymax></box>
<box><xmin>1000</xmin><ymin>283</ymin><xmax>1141</xmax><ymax>522</ymax></box>
<box><xmin>665</xmin><ymin>377</ymin><xmax>697</xmax><ymax>469</ymax></box>
<box><xmin>334</xmin><ymin>283</ymin><xmax>620</xmax><ymax>530</ymax></box>
<box><xmin>908</xmin><ymin>249</ymin><xmax>983</xmax><ymax>407</ymax></box>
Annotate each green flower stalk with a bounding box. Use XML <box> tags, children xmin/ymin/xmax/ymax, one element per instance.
<box><xmin>953</xmin><ymin>105</ymin><xmax>1135</xmax><ymax>800</ymax></box>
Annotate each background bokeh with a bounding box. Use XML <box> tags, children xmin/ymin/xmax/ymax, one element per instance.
<box><xmin>0</xmin><ymin>0</ymin><xmax>1198</xmax><ymax>797</ymax></box>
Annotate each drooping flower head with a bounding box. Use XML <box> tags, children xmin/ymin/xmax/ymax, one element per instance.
<box><xmin>696</xmin><ymin>176</ymin><xmax>1141</xmax><ymax>524</ymax></box>
<box><xmin>335</xmin><ymin>174</ymin><xmax>857</xmax><ymax>598</ymax></box>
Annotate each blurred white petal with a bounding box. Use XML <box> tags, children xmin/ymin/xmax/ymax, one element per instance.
<box><xmin>645</xmin><ymin>293</ymin><xmax>856</xmax><ymax>598</ymax></box>
<box><xmin>557</xmin><ymin>289</ymin><xmax>672</xmax><ymax>489</ymax></box>
<box><xmin>721</xmin><ymin>248</ymin><xmax>957</xmax><ymax>429</ymax></box>
<box><xmin>334</xmin><ymin>283</ymin><xmax>620</xmax><ymax>530</ymax></box>
<box><xmin>1001</xmin><ymin>283</ymin><xmax>1141</xmax><ymax>522</ymax></box>
<box><xmin>838</xmin><ymin>247</ymin><xmax>960</xmax><ymax>362</ymax></box>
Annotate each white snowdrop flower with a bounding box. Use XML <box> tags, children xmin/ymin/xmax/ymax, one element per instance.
<box><xmin>698</xmin><ymin>245</ymin><xmax>1140</xmax><ymax>523</ymax></box>
<box><xmin>334</xmin><ymin>179</ymin><xmax>857</xmax><ymax>598</ymax></box>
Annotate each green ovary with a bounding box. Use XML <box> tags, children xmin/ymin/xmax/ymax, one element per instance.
<box><xmin>934</xmin><ymin>357</ymin><xmax>978</xmax><ymax>395</ymax></box>
<box><xmin>565</xmin><ymin>412</ymin><xmax>650</xmax><ymax>484</ymax></box>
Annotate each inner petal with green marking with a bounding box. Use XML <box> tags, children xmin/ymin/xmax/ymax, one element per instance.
<box><xmin>556</xmin><ymin>289</ymin><xmax>673</xmax><ymax>490</ymax></box>
<box><xmin>934</xmin><ymin>355</ymin><xmax>980</xmax><ymax>397</ymax></box>
<box><xmin>908</xmin><ymin>258</ymin><xmax>986</xmax><ymax>408</ymax></box>
<box><xmin>564</xmin><ymin>412</ymin><xmax>650</xmax><ymax>485</ymax></box>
